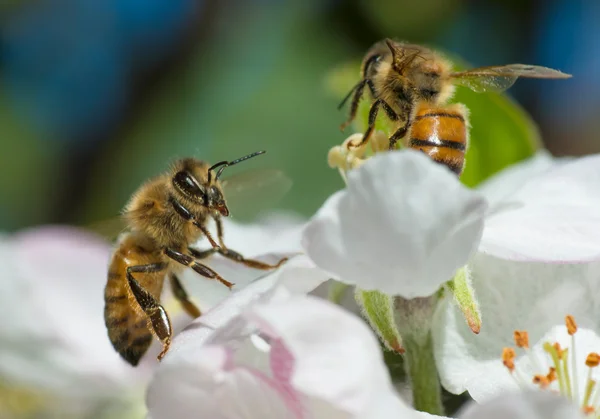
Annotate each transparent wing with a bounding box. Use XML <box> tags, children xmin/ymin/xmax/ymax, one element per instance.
<box><xmin>451</xmin><ymin>64</ymin><xmax>571</xmax><ymax>93</ymax></box>
<box><xmin>221</xmin><ymin>169</ymin><xmax>293</xmax><ymax>216</ymax></box>
<box><xmin>86</xmin><ymin>216</ymin><xmax>128</xmax><ymax>242</ymax></box>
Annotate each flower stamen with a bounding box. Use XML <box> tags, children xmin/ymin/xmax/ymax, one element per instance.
<box><xmin>567</xmin><ymin>315</ymin><xmax>580</xmax><ymax>404</ymax></box>
<box><xmin>514</xmin><ymin>330</ymin><xmax>529</xmax><ymax>349</ymax></box>
<box><xmin>503</xmin><ymin>316</ymin><xmax>600</xmax><ymax>416</ymax></box>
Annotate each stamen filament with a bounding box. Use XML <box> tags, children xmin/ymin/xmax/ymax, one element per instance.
<box><xmin>545</xmin><ymin>342</ymin><xmax>567</xmax><ymax>395</ymax></box>
<box><xmin>562</xmin><ymin>348</ymin><xmax>573</xmax><ymax>400</ymax></box>
<box><xmin>572</xmin><ymin>334</ymin><xmax>580</xmax><ymax>404</ymax></box>
<box><xmin>590</xmin><ymin>382</ymin><xmax>600</xmax><ymax>414</ymax></box>
<box><xmin>582</xmin><ymin>369</ymin><xmax>595</xmax><ymax>409</ymax></box>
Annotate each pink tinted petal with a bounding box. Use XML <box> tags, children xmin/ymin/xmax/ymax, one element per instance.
<box><xmin>148</xmin><ymin>344</ymin><xmax>300</xmax><ymax>419</ymax></box>
<box><xmin>270</xmin><ymin>338</ymin><xmax>295</xmax><ymax>384</ymax></box>
<box><xmin>178</xmin><ymin>255</ymin><xmax>327</xmax><ymax>347</ymax></box>
<box><xmin>3</xmin><ymin>226</ymin><xmax>143</xmax><ymax>394</ymax></box>
<box><xmin>248</xmin><ymin>295</ymin><xmax>392</xmax><ymax>416</ymax></box>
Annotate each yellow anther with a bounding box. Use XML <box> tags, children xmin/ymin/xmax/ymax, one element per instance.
<box><xmin>566</xmin><ymin>315</ymin><xmax>578</xmax><ymax>335</ymax></box>
<box><xmin>553</xmin><ymin>342</ymin><xmax>565</xmax><ymax>360</ymax></box>
<box><xmin>547</xmin><ymin>367</ymin><xmax>557</xmax><ymax>383</ymax></box>
<box><xmin>513</xmin><ymin>330</ymin><xmax>529</xmax><ymax>349</ymax></box>
<box><xmin>327</xmin><ymin>146</ymin><xmax>346</xmax><ymax>169</ymax></box>
<box><xmin>502</xmin><ymin>347</ymin><xmax>516</xmax><ymax>372</ymax></box>
<box><xmin>586</xmin><ymin>353</ymin><xmax>600</xmax><ymax>368</ymax></box>
<box><xmin>533</xmin><ymin>374</ymin><xmax>550</xmax><ymax>389</ymax></box>
<box><xmin>343</xmin><ymin>133</ymin><xmax>368</xmax><ymax>157</ymax></box>
<box><xmin>583</xmin><ymin>405</ymin><xmax>595</xmax><ymax>415</ymax></box>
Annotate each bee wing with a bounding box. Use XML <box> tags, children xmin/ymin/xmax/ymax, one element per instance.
<box><xmin>451</xmin><ymin>64</ymin><xmax>572</xmax><ymax>93</ymax></box>
<box><xmin>87</xmin><ymin>216</ymin><xmax>128</xmax><ymax>242</ymax></box>
<box><xmin>221</xmin><ymin>169</ymin><xmax>293</xmax><ymax>215</ymax></box>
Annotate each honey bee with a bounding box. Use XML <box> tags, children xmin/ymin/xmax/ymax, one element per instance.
<box><xmin>339</xmin><ymin>39</ymin><xmax>571</xmax><ymax>172</ymax></box>
<box><xmin>104</xmin><ymin>151</ymin><xmax>288</xmax><ymax>366</ymax></box>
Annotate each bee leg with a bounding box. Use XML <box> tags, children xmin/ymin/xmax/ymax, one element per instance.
<box><xmin>165</xmin><ymin>247</ymin><xmax>234</xmax><ymax>289</ymax></box>
<box><xmin>388</xmin><ymin>126</ymin><xmax>408</xmax><ymax>150</ymax></box>
<box><xmin>388</xmin><ymin>102</ymin><xmax>414</xmax><ymax>150</ymax></box>
<box><xmin>189</xmin><ymin>246</ymin><xmax>288</xmax><ymax>271</ymax></box>
<box><xmin>214</xmin><ymin>214</ymin><xmax>226</xmax><ymax>248</ymax></box>
<box><xmin>126</xmin><ymin>263</ymin><xmax>172</xmax><ymax>361</ymax></box>
<box><xmin>169</xmin><ymin>197</ymin><xmax>220</xmax><ymax>249</ymax></box>
<box><xmin>349</xmin><ymin>99</ymin><xmax>399</xmax><ymax>149</ymax></box>
<box><xmin>339</xmin><ymin>79</ymin><xmax>367</xmax><ymax>131</ymax></box>
<box><xmin>169</xmin><ymin>273</ymin><xmax>202</xmax><ymax>318</ymax></box>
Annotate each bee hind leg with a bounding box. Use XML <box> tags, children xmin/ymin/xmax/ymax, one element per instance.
<box><xmin>126</xmin><ymin>263</ymin><xmax>172</xmax><ymax>361</ymax></box>
<box><xmin>169</xmin><ymin>273</ymin><xmax>202</xmax><ymax>318</ymax></box>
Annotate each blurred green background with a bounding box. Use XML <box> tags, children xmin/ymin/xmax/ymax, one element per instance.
<box><xmin>0</xmin><ymin>0</ymin><xmax>598</xmax><ymax>231</ymax></box>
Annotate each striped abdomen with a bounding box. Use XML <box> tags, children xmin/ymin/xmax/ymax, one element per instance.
<box><xmin>104</xmin><ymin>233</ymin><xmax>167</xmax><ymax>366</ymax></box>
<box><xmin>407</xmin><ymin>103</ymin><xmax>469</xmax><ymax>175</ymax></box>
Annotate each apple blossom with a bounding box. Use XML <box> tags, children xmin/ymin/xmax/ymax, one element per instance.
<box><xmin>0</xmin><ymin>215</ymin><xmax>304</xmax><ymax>417</ymax></box>
<box><xmin>147</xmin><ymin>287</ymin><xmax>424</xmax><ymax>419</ymax></box>
<box><xmin>303</xmin><ymin>135</ymin><xmax>600</xmax><ymax>414</ymax></box>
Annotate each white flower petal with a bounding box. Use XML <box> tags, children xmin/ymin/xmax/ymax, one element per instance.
<box><xmin>480</xmin><ymin>154</ymin><xmax>600</xmax><ymax>262</ymax></box>
<box><xmin>170</xmin><ymin>256</ymin><xmax>328</xmax><ymax>353</ymax></box>
<box><xmin>148</xmin><ymin>344</ymin><xmax>295</xmax><ymax>419</ymax></box>
<box><xmin>433</xmin><ymin>252</ymin><xmax>600</xmax><ymax>399</ymax></box>
<box><xmin>458</xmin><ymin>391</ymin><xmax>583</xmax><ymax>419</ymax></box>
<box><xmin>183</xmin><ymin>216</ymin><xmax>305</xmax><ymax>312</ymax></box>
<box><xmin>0</xmin><ymin>226</ymin><xmax>149</xmax><ymax>418</ymax></box>
<box><xmin>303</xmin><ymin>150</ymin><xmax>487</xmax><ymax>298</ymax></box>
<box><xmin>149</xmin><ymin>291</ymin><xmax>409</xmax><ymax>419</ymax></box>
<box><xmin>476</xmin><ymin>150</ymin><xmax>557</xmax><ymax>210</ymax></box>
<box><xmin>249</xmin><ymin>295</ymin><xmax>394</xmax><ymax>416</ymax></box>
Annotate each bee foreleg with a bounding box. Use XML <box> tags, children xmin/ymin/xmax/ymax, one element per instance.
<box><xmin>170</xmin><ymin>197</ymin><xmax>220</xmax><ymax>248</ymax></box>
<box><xmin>213</xmin><ymin>214</ymin><xmax>226</xmax><ymax>248</ymax></box>
<box><xmin>349</xmin><ymin>99</ymin><xmax>399</xmax><ymax>149</ymax></box>
<box><xmin>189</xmin><ymin>246</ymin><xmax>288</xmax><ymax>271</ymax></box>
<box><xmin>165</xmin><ymin>248</ymin><xmax>234</xmax><ymax>289</ymax></box>
<box><xmin>126</xmin><ymin>263</ymin><xmax>172</xmax><ymax>361</ymax></box>
<box><xmin>169</xmin><ymin>273</ymin><xmax>201</xmax><ymax>318</ymax></box>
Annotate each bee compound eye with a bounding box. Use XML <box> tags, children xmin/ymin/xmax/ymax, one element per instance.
<box><xmin>174</xmin><ymin>171</ymin><xmax>204</xmax><ymax>198</ymax></box>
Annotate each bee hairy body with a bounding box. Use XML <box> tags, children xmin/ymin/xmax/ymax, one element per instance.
<box><xmin>103</xmin><ymin>152</ymin><xmax>288</xmax><ymax>366</ymax></box>
<box><xmin>340</xmin><ymin>38</ymin><xmax>571</xmax><ymax>154</ymax></box>
<box><xmin>105</xmin><ymin>233</ymin><xmax>171</xmax><ymax>366</ymax></box>
<box><xmin>407</xmin><ymin>103</ymin><xmax>469</xmax><ymax>176</ymax></box>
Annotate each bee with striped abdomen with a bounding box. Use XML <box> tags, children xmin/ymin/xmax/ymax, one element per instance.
<box><xmin>104</xmin><ymin>151</ymin><xmax>288</xmax><ymax>366</ymax></box>
<box><xmin>407</xmin><ymin>102</ymin><xmax>469</xmax><ymax>176</ymax></box>
<box><xmin>338</xmin><ymin>38</ymin><xmax>571</xmax><ymax>171</ymax></box>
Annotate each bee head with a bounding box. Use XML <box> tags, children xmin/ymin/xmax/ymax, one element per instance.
<box><xmin>385</xmin><ymin>38</ymin><xmax>423</xmax><ymax>75</ymax></box>
<box><xmin>172</xmin><ymin>151</ymin><xmax>266</xmax><ymax>217</ymax></box>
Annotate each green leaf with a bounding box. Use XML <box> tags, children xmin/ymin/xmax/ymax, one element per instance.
<box><xmin>325</xmin><ymin>55</ymin><xmax>540</xmax><ymax>187</ymax></box>
<box><xmin>355</xmin><ymin>288</ymin><xmax>404</xmax><ymax>353</ymax></box>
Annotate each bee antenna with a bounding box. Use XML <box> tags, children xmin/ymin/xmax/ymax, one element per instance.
<box><xmin>207</xmin><ymin>161</ymin><xmax>228</xmax><ymax>183</ymax></box>
<box><xmin>338</xmin><ymin>80</ymin><xmax>363</xmax><ymax>110</ymax></box>
<box><xmin>213</xmin><ymin>150</ymin><xmax>266</xmax><ymax>180</ymax></box>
